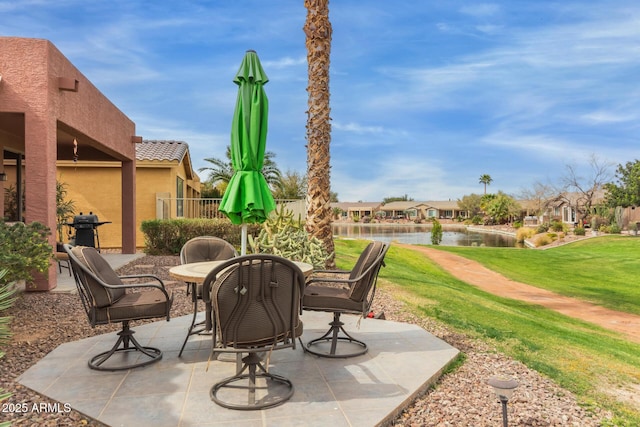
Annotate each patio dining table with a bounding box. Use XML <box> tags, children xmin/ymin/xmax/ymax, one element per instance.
<box><xmin>169</xmin><ymin>259</ymin><xmax>313</xmax><ymax>331</ymax></box>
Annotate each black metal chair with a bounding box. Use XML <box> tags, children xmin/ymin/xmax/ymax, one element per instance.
<box><xmin>64</xmin><ymin>244</ymin><xmax>173</xmax><ymax>371</ymax></box>
<box><xmin>202</xmin><ymin>254</ymin><xmax>306</xmax><ymax>410</ymax></box>
<box><xmin>178</xmin><ymin>236</ymin><xmax>237</xmax><ymax>356</ymax></box>
<box><xmin>302</xmin><ymin>241</ymin><xmax>389</xmax><ymax>358</ymax></box>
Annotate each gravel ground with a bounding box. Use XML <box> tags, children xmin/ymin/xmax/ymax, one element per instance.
<box><xmin>0</xmin><ymin>255</ymin><xmax>612</xmax><ymax>426</ymax></box>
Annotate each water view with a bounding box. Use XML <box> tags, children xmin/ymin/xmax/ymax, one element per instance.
<box><xmin>332</xmin><ymin>224</ymin><xmax>517</xmax><ymax>247</ymax></box>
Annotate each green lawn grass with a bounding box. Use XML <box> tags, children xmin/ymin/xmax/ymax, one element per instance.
<box><xmin>434</xmin><ymin>235</ymin><xmax>640</xmax><ymax>316</ymax></box>
<box><xmin>333</xmin><ymin>238</ymin><xmax>640</xmax><ymax>426</ymax></box>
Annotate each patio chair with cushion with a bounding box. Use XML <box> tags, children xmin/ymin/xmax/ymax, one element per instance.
<box><xmin>179</xmin><ymin>236</ymin><xmax>238</xmax><ymax>356</ymax></box>
<box><xmin>64</xmin><ymin>244</ymin><xmax>173</xmax><ymax>371</ymax></box>
<box><xmin>202</xmin><ymin>254</ymin><xmax>306</xmax><ymax>410</ymax></box>
<box><xmin>302</xmin><ymin>240</ymin><xmax>389</xmax><ymax>358</ymax></box>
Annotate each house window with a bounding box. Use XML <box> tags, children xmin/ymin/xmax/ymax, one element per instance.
<box><xmin>427</xmin><ymin>209</ymin><xmax>437</xmax><ymax>218</ymax></box>
<box><xmin>176</xmin><ymin>177</ymin><xmax>184</xmax><ymax>217</ymax></box>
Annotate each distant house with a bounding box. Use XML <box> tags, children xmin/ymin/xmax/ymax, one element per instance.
<box><xmin>57</xmin><ymin>140</ymin><xmax>200</xmax><ymax>249</ymax></box>
<box><xmin>379</xmin><ymin>200</ymin><xmax>467</xmax><ymax>221</ymax></box>
<box><xmin>331</xmin><ymin>202</ymin><xmax>381</xmax><ymax>221</ymax></box>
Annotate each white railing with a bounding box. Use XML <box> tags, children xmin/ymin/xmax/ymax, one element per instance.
<box><xmin>155</xmin><ymin>197</ymin><xmax>306</xmax><ymax>220</ymax></box>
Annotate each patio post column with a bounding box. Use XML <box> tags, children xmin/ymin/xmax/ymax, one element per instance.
<box><xmin>25</xmin><ymin>113</ymin><xmax>57</xmax><ymax>290</ymax></box>
<box><xmin>121</xmin><ymin>159</ymin><xmax>136</xmax><ymax>253</ymax></box>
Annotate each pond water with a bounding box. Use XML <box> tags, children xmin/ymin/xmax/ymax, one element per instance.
<box><xmin>332</xmin><ymin>224</ymin><xmax>517</xmax><ymax>247</ymax></box>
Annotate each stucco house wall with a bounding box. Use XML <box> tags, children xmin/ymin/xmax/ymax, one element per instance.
<box><xmin>1</xmin><ymin>37</ymin><xmax>139</xmax><ymax>290</ymax></box>
<box><xmin>57</xmin><ymin>140</ymin><xmax>200</xmax><ymax>249</ymax></box>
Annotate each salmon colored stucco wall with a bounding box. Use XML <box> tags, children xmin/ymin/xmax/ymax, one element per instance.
<box><xmin>57</xmin><ymin>159</ymin><xmax>199</xmax><ymax>249</ymax></box>
<box><xmin>1</xmin><ymin>37</ymin><xmax>138</xmax><ymax>290</ymax></box>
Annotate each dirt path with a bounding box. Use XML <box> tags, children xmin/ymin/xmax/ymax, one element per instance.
<box><xmin>400</xmin><ymin>244</ymin><xmax>640</xmax><ymax>343</ymax></box>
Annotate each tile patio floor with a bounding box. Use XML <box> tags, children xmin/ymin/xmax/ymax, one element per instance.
<box><xmin>18</xmin><ymin>310</ymin><xmax>458</xmax><ymax>426</ymax></box>
<box><xmin>27</xmin><ymin>253</ymin><xmax>460</xmax><ymax>426</ymax></box>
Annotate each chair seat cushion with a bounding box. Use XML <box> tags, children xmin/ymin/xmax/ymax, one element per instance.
<box><xmin>93</xmin><ymin>289</ymin><xmax>171</xmax><ymax>324</ymax></box>
<box><xmin>303</xmin><ymin>284</ymin><xmax>363</xmax><ymax>312</ymax></box>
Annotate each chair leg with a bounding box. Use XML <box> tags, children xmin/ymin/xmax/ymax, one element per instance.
<box><xmin>89</xmin><ymin>321</ymin><xmax>162</xmax><ymax>371</ymax></box>
<box><xmin>210</xmin><ymin>352</ymin><xmax>293</xmax><ymax>410</ymax></box>
<box><xmin>179</xmin><ymin>282</ymin><xmax>207</xmax><ymax>357</ymax></box>
<box><xmin>304</xmin><ymin>312</ymin><xmax>368</xmax><ymax>358</ymax></box>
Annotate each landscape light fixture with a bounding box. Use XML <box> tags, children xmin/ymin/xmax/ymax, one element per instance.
<box><xmin>488</xmin><ymin>375</ymin><xmax>519</xmax><ymax>427</ymax></box>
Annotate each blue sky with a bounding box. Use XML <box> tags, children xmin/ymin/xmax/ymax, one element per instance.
<box><xmin>3</xmin><ymin>1</ymin><xmax>639</xmax><ymax>202</ymax></box>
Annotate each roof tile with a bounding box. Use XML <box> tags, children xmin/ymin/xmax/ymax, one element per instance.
<box><xmin>136</xmin><ymin>140</ymin><xmax>188</xmax><ymax>162</ymax></box>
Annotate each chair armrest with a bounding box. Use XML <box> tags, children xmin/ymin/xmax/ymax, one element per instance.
<box><xmin>311</xmin><ymin>269</ymin><xmax>350</xmax><ymax>274</ymax></box>
<box><xmin>306</xmin><ymin>276</ymin><xmax>357</xmax><ymax>286</ymax></box>
<box><xmin>108</xmin><ymin>275</ymin><xmax>172</xmax><ymax>301</ymax></box>
<box><xmin>119</xmin><ymin>274</ymin><xmax>166</xmax><ymax>287</ymax></box>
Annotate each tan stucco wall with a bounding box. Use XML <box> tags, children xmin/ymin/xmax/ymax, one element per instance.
<box><xmin>58</xmin><ymin>159</ymin><xmax>200</xmax><ymax>249</ymax></box>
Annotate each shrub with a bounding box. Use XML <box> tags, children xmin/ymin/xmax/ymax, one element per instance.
<box><xmin>140</xmin><ymin>218</ymin><xmax>260</xmax><ymax>255</ymax></box>
<box><xmin>536</xmin><ymin>223</ymin><xmax>550</xmax><ymax>233</ymax></box>
<box><xmin>551</xmin><ymin>221</ymin><xmax>566</xmax><ymax>232</ymax></box>
<box><xmin>534</xmin><ymin>233</ymin><xmax>555</xmax><ymax>247</ymax></box>
<box><xmin>0</xmin><ymin>221</ymin><xmax>54</xmax><ymax>285</ymax></box>
<box><xmin>574</xmin><ymin>226</ymin><xmax>586</xmax><ymax>236</ymax></box>
<box><xmin>608</xmin><ymin>224</ymin><xmax>621</xmax><ymax>234</ymax></box>
<box><xmin>513</xmin><ymin>221</ymin><xmax>523</xmax><ymax>229</ymax></box>
<box><xmin>471</xmin><ymin>215</ymin><xmax>483</xmax><ymax>225</ymax></box>
<box><xmin>516</xmin><ymin>227</ymin><xmax>536</xmax><ymax>243</ymax></box>
<box><xmin>591</xmin><ymin>215</ymin><xmax>606</xmax><ymax>230</ymax></box>
<box><xmin>431</xmin><ymin>218</ymin><xmax>443</xmax><ymax>245</ymax></box>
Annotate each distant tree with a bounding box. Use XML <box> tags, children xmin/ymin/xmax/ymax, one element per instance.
<box><xmin>330</xmin><ymin>191</ymin><xmax>339</xmax><ymax>203</ymax></box>
<box><xmin>479</xmin><ymin>174</ymin><xmax>493</xmax><ymax>195</ymax></box>
<box><xmin>199</xmin><ymin>181</ymin><xmax>223</xmax><ymax>199</ymax></box>
<box><xmin>382</xmin><ymin>194</ymin><xmax>413</xmax><ymax>204</ymax></box>
<box><xmin>604</xmin><ymin>159</ymin><xmax>640</xmax><ymax>207</ymax></box>
<box><xmin>457</xmin><ymin>193</ymin><xmax>483</xmax><ymax>217</ymax></box>
<box><xmin>274</xmin><ymin>169</ymin><xmax>307</xmax><ymax>199</ymax></box>
<box><xmin>519</xmin><ymin>182</ymin><xmax>559</xmax><ymax>217</ymax></box>
<box><xmin>199</xmin><ymin>146</ymin><xmax>234</xmax><ymax>186</ymax></box>
<box><xmin>199</xmin><ymin>145</ymin><xmax>282</xmax><ymax>189</ymax></box>
<box><xmin>562</xmin><ymin>154</ymin><xmax>613</xmax><ymax>218</ymax></box>
<box><xmin>482</xmin><ymin>191</ymin><xmax>520</xmax><ymax>224</ymax></box>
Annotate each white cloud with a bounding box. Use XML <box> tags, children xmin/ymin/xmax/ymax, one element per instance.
<box><xmin>262</xmin><ymin>56</ymin><xmax>306</xmax><ymax>70</ymax></box>
<box><xmin>333</xmin><ymin>122</ymin><xmax>385</xmax><ymax>134</ymax></box>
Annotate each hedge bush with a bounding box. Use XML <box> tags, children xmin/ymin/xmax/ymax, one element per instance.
<box><xmin>140</xmin><ymin>218</ymin><xmax>261</xmax><ymax>255</ymax></box>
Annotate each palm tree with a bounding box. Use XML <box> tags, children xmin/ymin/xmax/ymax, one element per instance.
<box><xmin>273</xmin><ymin>169</ymin><xmax>307</xmax><ymax>199</ymax></box>
<box><xmin>304</xmin><ymin>0</ymin><xmax>335</xmax><ymax>268</ymax></box>
<box><xmin>479</xmin><ymin>174</ymin><xmax>493</xmax><ymax>195</ymax></box>
<box><xmin>199</xmin><ymin>146</ymin><xmax>282</xmax><ymax>189</ymax></box>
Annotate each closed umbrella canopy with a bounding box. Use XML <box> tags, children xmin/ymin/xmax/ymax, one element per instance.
<box><xmin>220</xmin><ymin>50</ymin><xmax>276</xmax><ymax>253</ymax></box>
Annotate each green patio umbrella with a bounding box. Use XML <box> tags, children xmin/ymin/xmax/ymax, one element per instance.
<box><xmin>219</xmin><ymin>50</ymin><xmax>276</xmax><ymax>255</ymax></box>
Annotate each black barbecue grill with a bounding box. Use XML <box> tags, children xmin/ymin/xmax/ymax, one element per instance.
<box><xmin>66</xmin><ymin>212</ymin><xmax>111</xmax><ymax>251</ymax></box>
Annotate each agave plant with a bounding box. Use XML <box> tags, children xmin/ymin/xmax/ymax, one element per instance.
<box><xmin>0</xmin><ymin>268</ymin><xmax>17</xmax><ymax>413</ymax></box>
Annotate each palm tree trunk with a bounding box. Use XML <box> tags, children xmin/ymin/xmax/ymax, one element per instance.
<box><xmin>304</xmin><ymin>0</ymin><xmax>335</xmax><ymax>268</ymax></box>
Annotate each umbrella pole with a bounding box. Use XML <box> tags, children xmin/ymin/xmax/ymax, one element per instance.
<box><xmin>241</xmin><ymin>224</ymin><xmax>247</xmax><ymax>256</ymax></box>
